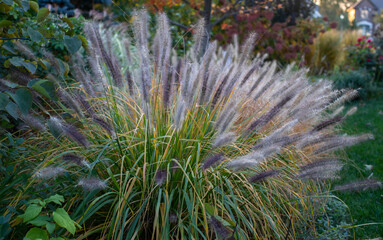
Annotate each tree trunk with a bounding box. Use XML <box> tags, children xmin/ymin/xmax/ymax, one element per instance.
<box><xmin>200</xmin><ymin>0</ymin><xmax>212</xmax><ymax>56</ymax></box>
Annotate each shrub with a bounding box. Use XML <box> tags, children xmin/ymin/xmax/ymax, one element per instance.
<box><xmin>0</xmin><ymin>0</ymin><xmax>86</xmax><ymax>131</ymax></box>
<box><xmin>5</xmin><ymin>11</ymin><xmax>377</xmax><ymax>239</ymax></box>
<box><xmin>213</xmin><ymin>9</ymin><xmax>325</xmax><ymax>66</ymax></box>
<box><xmin>332</xmin><ymin>70</ymin><xmax>381</xmax><ymax>99</ymax></box>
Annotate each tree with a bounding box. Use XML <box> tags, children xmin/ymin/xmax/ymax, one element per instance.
<box><xmin>318</xmin><ymin>0</ymin><xmax>357</xmax><ymax>27</ymax></box>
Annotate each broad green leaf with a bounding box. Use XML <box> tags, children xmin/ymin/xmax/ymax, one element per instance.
<box><xmin>203</xmin><ymin>203</ymin><xmax>215</xmax><ymax>216</ymax></box>
<box><xmin>29</xmin><ymin>79</ymin><xmax>55</xmax><ymax>99</ymax></box>
<box><xmin>63</xmin><ymin>61</ymin><xmax>70</xmax><ymax>76</ymax></box>
<box><xmin>63</xmin><ymin>35</ymin><xmax>82</xmax><ymax>54</ymax></box>
<box><xmin>20</xmin><ymin>0</ymin><xmax>29</xmax><ymax>11</ymax></box>
<box><xmin>45</xmin><ymin>222</ymin><xmax>55</xmax><ymax>234</ymax></box>
<box><xmin>2</xmin><ymin>42</ymin><xmax>16</xmax><ymax>54</ymax></box>
<box><xmin>215</xmin><ymin>215</ymin><xmax>236</xmax><ymax>227</ymax></box>
<box><xmin>44</xmin><ymin>194</ymin><xmax>64</xmax><ymax>205</ymax></box>
<box><xmin>22</xmin><ymin>61</ymin><xmax>37</xmax><ymax>74</ymax></box>
<box><xmin>8</xmin><ymin>27</ymin><xmax>16</xmax><ymax>34</ymax></box>
<box><xmin>36</xmin><ymin>8</ymin><xmax>49</xmax><ymax>22</ymax></box>
<box><xmin>52</xmin><ymin>208</ymin><xmax>76</xmax><ymax>235</ymax></box>
<box><xmin>78</xmin><ymin>35</ymin><xmax>88</xmax><ymax>48</ymax></box>
<box><xmin>9</xmin><ymin>56</ymin><xmax>24</xmax><ymax>67</ymax></box>
<box><xmin>5</xmin><ymin>102</ymin><xmax>19</xmax><ymax>119</ymax></box>
<box><xmin>22</xmin><ymin>204</ymin><xmax>42</xmax><ymax>223</ymax></box>
<box><xmin>0</xmin><ymin>79</ymin><xmax>18</xmax><ymax>88</ymax></box>
<box><xmin>0</xmin><ymin>20</ymin><xmax>12</xmax><ymax>27</ymax></box>
<box><xmin>1</xmin><ymin>0</ymin><xmax>13</xmax><ymax>6</ymax></box>
<box><xmin>10</xmin><ymin>88</ymin><xmax>32</xmax><ymax>114</ymax></box>
<box><xmin>47</xmin><ymin>119</ymin><xmax>63</xmax><ymax>139</ymax></box>
<box><xmin>27</xmin><ymin>27</ymin><xmax>44</xmax><ymax>42</ymax></box>
<box><xmin>60</xmin><ymin>17</ymin><xmax>73</xmax><ymax>28</ymax></box>
<box><xmin>28</xmin><ymin>199</ymin><xmax>45</xmax><ymax>207</ymax></box>
<box><xmin>39</xmin><ymin>60</ymin><xmax>50</xmax><ymax>70</ymax></box>
<box><xmin>28</xmin><ymin>216</ymin><xmax>50</xmax><ymax>226</ymax></box>
<box><xmin>24</xmin><ymin>227</ymin><xmax>49</xmax><ymax>240</ymax></box>
<box><xmin>29</xmin><ymin>0</ymin><xmax>38</xmax><ymax>12</ymax></box>
<box><xmin>0</xmin><ymin>93</ymin><xmax>9</xmax><ymax>110</ymax></box>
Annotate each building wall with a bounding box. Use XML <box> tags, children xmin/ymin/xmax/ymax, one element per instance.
<box><xmin>355</xmin><ymin>0</ymin><xmax>377</xmax><ymax>26</ymax></box>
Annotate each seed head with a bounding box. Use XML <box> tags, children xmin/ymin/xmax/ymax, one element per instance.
<box><xmin>78</xmin><ymin>177</ymin><xmax>107</xmax><ymax>191</ymax></box>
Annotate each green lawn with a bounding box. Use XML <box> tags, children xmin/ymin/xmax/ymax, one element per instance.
<box><xmin>335</xmin><ymin>96</ymin><xmax>383</xmax><ymax>239</ymax></box>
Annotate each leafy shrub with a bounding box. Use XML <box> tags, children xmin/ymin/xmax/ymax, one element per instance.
<box><xmin>0</xmin><ymin>0</ymin><xmax>86</xmax><ymax>130</ymax></box>
<box><xmin>297</xmin><ymin>196</ymin><xmax>351</xmax><ymax>239</ymax></box>
<box><xmin>332</xmin><ymin>70</ymin><xmax>380</xmax><ymax>99</ymax></box>
<box><xmin>5</xmin><ymin>10</ymin><xmax>377</xmax><ymax>239</ymax></box>
<box><xmin>213</xmin><ymin>9</ymin><xmax>326</xmax><ymax>66</ymax></box>
<box><xmin>16</xmin><ymin>194</ymin><xmax>79</xmax><ymax>239</ymax></box>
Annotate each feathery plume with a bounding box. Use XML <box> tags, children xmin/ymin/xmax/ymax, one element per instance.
<box><xmin>72</xmin><ymin>64</ymin><xmax>96</xmax><ymax>97</ymax></box>
<box><xmin>162</xmin><ymin>66</ymin><xmax>173</xmax><ymax>108</ymax></box>
<box><xmin>210</xmin><ymin>216</ymin><xmax>231</xmax><ymax>239</ymax></box>
<box><xmin>248</xmin><ymin>169</ymin><xmax>279</xmax><ymax>183</ymax></box>
<box><xmin>239</xmin><ymin>64</ymin><xmax>259</xmax><ymax>87</ymax></box>
<box><xmin>35</xmin><ymin>167</ymin><xmax>66</xmax><ymax>180</ymax></box>
<box><xmin>227</xmin><ymin>145</ymin><xmax>281</xmax><ymax>170</ymax></box>
<box><xmin>76</xmin><ymin>94</ymin><xmax>95</xmax><ymax>116</ymax></box>
<box><xmin>14</xmin><ymin>41</ymin><xmax>35</xmax><ymax>59</ymax></box>
<box><xmin>78</xmin><ymin>177</ymin><xmax>107</xmax><ymax>191</ymax></box>
<box><xmin>192</xmin><ymin>19</ymin><xmax>206</xmax><ymax>58</ymax></box>
<box><xmin>62</xmin><ymin>154</ymin><xmax>89</xmax><ymax>167</ymax></box>
<box><xmin>313</xmin><ymin>134</ymin><xmax>374</xmax><ymax>155</ymax></box>
<box><xmin>174</xmin><ymin>98</ymin><xmax>186</xmax><ymax>130</ymax></box>
<box><xmin>212</xmin><ymin>132</ymin><xmax>236</xmax><ymax>148</ymax></box>
<box><xmin>92</xmin><ymin>23</ymin><xmax>124</xmax><ymax>87</ymax></box>
<box><xmin>345</xmin><ymin>106</ymin><xmax>357</xmax><ymax>116</ymax></box>
<box><xmin>334</xmin><ymin>179</ymin><xmax>382</xmax><ymax>192</ymax></box>
<box><xmin>238</xmin><ymin>33</ymin><xmax>257</xmax><ymax>66</ymax></box>
<box><xmin>169</xmin><ymin>212</ymin><xmax>178</xmax><ymax>224</ymax></box>
<box><xmin>123</xmin><ymin>38</ymin><xmax>132</xmax><ymax>64</ymax></box>
<box><xmin>298</xmin><ymin>159</ymin><xmax>343</xmax><ymax>180</ymax></box>
<box><xmin>92</xmin><ymin>116</ymin><xmax>116</xmax><ymax>137</ymax></box>
<box><xmin>47</xmin><ymin>117</ymin><xmax>64</xmax><ymax>137</ymax></box>
<box><xmin>155</xmin><ymin>169</ymin><xmax>167</xmax><ymax>186</ymax></box>
<box><xmin>211</xmin><ymin>68</ymin><xmax>232</xmax><ymax>107</ymax></box>
<box><xmin>56</xmin><ymin>89</ymin><xmax>85</xmax><ymax>118</ymax></box>
<box><xmin>61</xmin><ymin>122</ymin><xmax>90</xmax><ymax>148</ymax></box>
<box><xmin>202</xmin><ymin>154</ymin><xmax>225</xmax><ymax>170</ymax></box>
<box><xmin>311</xmin><ymin>115</ymin><xmax>344</xmax><ymax>132</ymax></box>
<box><xmin>9</xmin><ymin>67</ymin><xmax>32</xmax><ymax>85</ymax></box>
<box><xmin>126</xmin><ymin>69</ymin><xmax>134</xmax><ymax>96</ymax></box>
<box><xmin>245</xmin><ymin>95</ymin><xmax>292</xmax><ymax>135</ymax></box>
<box><xmin>20</xmin><ymin>114</ymin><xmax>46</xmax><ymax>132</ymax></box>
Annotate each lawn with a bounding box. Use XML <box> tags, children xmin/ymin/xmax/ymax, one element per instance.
<box><xmin>335</xmin><ymin>95</ymin><xmax>383</xmax><ymax>239</ymax></box>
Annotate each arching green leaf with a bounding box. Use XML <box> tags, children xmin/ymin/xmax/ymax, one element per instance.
<box><xmin>27</xmin><ymin>27</ymin><xmax>44</xmax><ymax>42</ymax></box>
<box><xmin>52</xmin><ymin>208</ymin><xmax>76</xmax><ymax>235</ymax></box>
<box><xmin>63</xmin><ymin>35</ymin><xmax>82</xmax><ymax>54</ymax></box>
<box><xmin>10</xmin><ymin>88</ymin><xmax>32</xmax><ymax>114</ymax></box>
<box><xmin>24</xmin><ymin>227</ymin><xmax>49</xmax><ymax>240</ymax></box>
<box><xmin>36</xmin><ymin>8</ymin><xmax>49</xmax><ymax>22</ymax></box>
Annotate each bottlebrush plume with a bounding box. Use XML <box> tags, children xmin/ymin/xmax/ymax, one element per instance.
<box><xmin>155</xmin><ymin>169</ymin><xmax>167</xmax><ymax>186</ymax></box>
<box><xmin>334</xmin><ymin>179</ymin><xmax>382</xmax><ymax>192</ymax></box>
<box><xmin>62</xmin><ymin>154</ymin><xmax>89</xmax><ymax>167</ymax></box>
<box><xmin>210</xmin><ymin>216</ymin><xmax>231</xmax><ymax>239</ymax></box>
<box><xmin>78</xmin><ymin>177</ymin><xmax>107</xmax><ymax>191</ymax></box>
<box><xmin>248</xmin><ymin>169</ymin><xmax>279</xmax><ymax>183</ymax></box>
<box><xmin>202</xmin><ymin>154</ymin><xmax>225</xmax><ymax>170</ymax></box>
<box><xmin>35</xmin><ymin>167</ymin><xmax>66</xmax><ymax>180</ymax></box>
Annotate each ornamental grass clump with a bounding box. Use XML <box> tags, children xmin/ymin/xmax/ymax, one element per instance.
<box><xmin>12</xmin><ymin>10</ymin><xmax>377</xmax><ymax>239</ymax></box>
